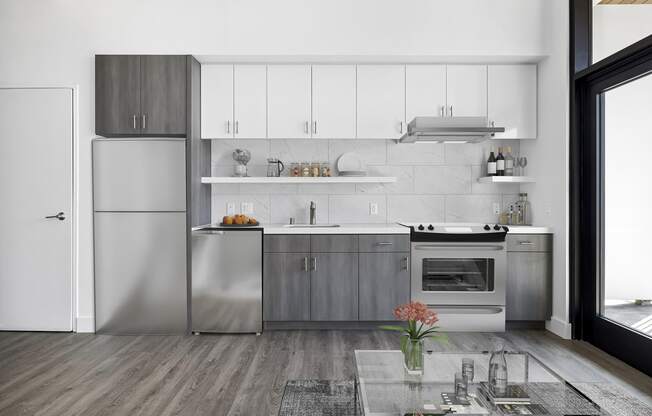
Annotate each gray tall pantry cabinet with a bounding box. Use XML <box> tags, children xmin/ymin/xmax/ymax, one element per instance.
<box><xmin>94</xmin><ymin>55</ymin><xmax>209</xmax><ymax>334</ymax></box>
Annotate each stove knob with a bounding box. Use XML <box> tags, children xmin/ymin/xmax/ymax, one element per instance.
<box><xmin>417</xmin><ymin>224</ymin><xmax>425</xmax><ymax>231</ymax></box>
<box><xmin>493</xmin><ymin>224</ymin><xmax>501</xmax><ymax>231</ymax></box>
<box><xmin>483</xmin><ymin>224</ymin><xmax>491</xmax><ymax>231</ymax></box>
<box><xmin>427</xmin><ymin>224</ymin><xmax>434</xmax><ymax>231</ymax></box>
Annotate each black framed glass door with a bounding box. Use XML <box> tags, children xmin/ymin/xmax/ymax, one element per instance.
<box><xmin>573</xmin><ymin>35</ymin><xmax>652</xmax><ymax>376</ymax></box>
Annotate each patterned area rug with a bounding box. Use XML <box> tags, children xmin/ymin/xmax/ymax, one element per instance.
<box><xmin>278</xmin><ymin>380</ymin><xmax>652</xmax><ymax>416</ymax></box>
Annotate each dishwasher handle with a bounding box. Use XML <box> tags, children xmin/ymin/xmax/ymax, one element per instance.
<box><xmin>194</xmin><ymin>230</ymin><xmax>226</xmax><ymax>235</ymax></box>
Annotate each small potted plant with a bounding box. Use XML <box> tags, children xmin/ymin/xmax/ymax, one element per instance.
<box><xmin>381</xmin><ymin>301</ymin><xmax>446</xmax><ymax>375</ymax></box>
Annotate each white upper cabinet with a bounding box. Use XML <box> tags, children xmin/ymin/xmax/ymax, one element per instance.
<box><xmin>233</xmin><ymin>65</ymin><xmax>267</xmax><ymax>139</ymax></box>
<box><xmin>406</xmin><ymin>65</ymin><xmax>447</xmax><ymax>121</ymax></box>
<box><xmin>356</xmin><ymin>65</ymin><xmax>405</xmax><ymax>139</ymax></box>
<box><xmin>311</xmin><ymin>65</ymin><xmax>356</xmax><ymax>139</ymax></box>
<box><xmin>446</xmin><ymin>65</ymin><xmax>487</xmax><ymax>117</ymax></box>
<box><xmin>488</xmin><ymin>65</ymin><xmax>537</xmax><ymax>139</ymax></box>
<box><xmin>267</xmin><ymin>65</ymin><xmax>312</xmax><ymax>139</ymax></box>
<box><xmin>201</xmin><ymin>65</ymin><xmax>233</xmax><ymax>139</ymax></box>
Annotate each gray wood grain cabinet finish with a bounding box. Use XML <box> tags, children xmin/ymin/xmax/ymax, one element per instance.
<box><xmin>506</xmin><ymin>234</ymin><xmax>553</xmax><ymax>321</ymax></box>
<box><xmin>264</xmin><ymin>235</ymin><xmax>311</xmax><ymax>253</ymax></box>
<box><xmin>95</xmin><ymin>55</ymin><xmax>141</xmax><ymax>136</ymax></box>
<box><xmin>310</xmin><ymin>253</ymin><xmax>358</xmax><ymax>321</ymax></box>
<box><xmin>359</xmin><ymin>253</ymin><xmax>410</xmax><ymax>320</ymax></box>
<box><xmin>95</xmin><ymin>55</ymin><xmax>186</xmax><ymax>137</ymax></box>
<box><xmin>263</xmin><ymin>252</ymin><xmax>310</xmax><ymax>321</ymax></box>
<box><xmin>310</xmin><ymin>235</ymin><xmax>358</xmax><ymax>252</ymax></box>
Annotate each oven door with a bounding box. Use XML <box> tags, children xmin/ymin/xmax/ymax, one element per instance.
<box><xmin>411</xmin><ymin>242</ymin><xmax>506</xmax><ymax>306</ymax></box>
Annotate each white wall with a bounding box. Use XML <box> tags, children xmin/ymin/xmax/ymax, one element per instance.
<box><xmin>520</xmin><ymin>0</ymin><xmax>571</xmax><ymax>338</ymax></box>
<box><xmin>0</xmin><ymin>0</ymin><xmax>551</xmax><ymax>332</ymax></box>
<box><xmin>593</xmin><ymin>5</ymin><xmax>652</xmax><ymax>62</ymax></box>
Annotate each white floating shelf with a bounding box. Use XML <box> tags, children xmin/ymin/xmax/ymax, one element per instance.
<box><xmin>478</xmin><ymin>176</ymin><xmax>535</xmax><ymax>184</ymax></box>
<box><xmin>201</xmin><ymin>176</ymin><xmax>397</xmax><ymax>184</ymax></box>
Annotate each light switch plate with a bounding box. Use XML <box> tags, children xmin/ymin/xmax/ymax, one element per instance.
<box><xmin>369</xmin><ymin>202</ymin><xmax>379</xmax><ymax>215</ymax></box>
<box><xmin>227</xmin><ymin>202</ymin><xmax>236</xmax><ymax>215</ymax></box>
<box><xmin>241</xmin><ymin>202</ymin><xmax>254</xmax><ymax>215</ymax></box>
<box><xmin>492</xmin><ymin>202</ymin><xmax>501</xmax><ymax>215</ymax></box>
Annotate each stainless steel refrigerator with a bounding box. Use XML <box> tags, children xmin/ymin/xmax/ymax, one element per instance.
<box><xmin>93</xmin><ymin>138</ymin><xmax>187</xmax><ymax>334</ymax></box>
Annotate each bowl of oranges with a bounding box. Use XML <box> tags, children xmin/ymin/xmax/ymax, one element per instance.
<box><xmin>220</xmin><ymin>214</ymin><xmax>259</xmax><ymax>227</ymax></box>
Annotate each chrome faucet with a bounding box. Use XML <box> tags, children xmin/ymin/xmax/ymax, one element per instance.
<box><xmin>309</xmin><ymin>201</ymin><xmax>316</xmax><ymax>225</ymax></box>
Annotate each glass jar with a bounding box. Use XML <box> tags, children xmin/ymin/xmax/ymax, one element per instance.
<box><xmin>289</xmin><ymin>163</ymin><xmax>301</xmax><ymax>177</ymax></box>
<box><xmin>517</xmin><ymin>193</ymin><xmax>531</xmax><ymax>225</ymax></box>
<box><xmin>301</xmin><ymin>162</ymin><xmax>311</xmax><ymax>177</ymax></box>
<box><xmin>402</xmin><ymin>337</ymin><xmax>424</xmax><ymax>376</ymax></box>
<box><xmin>320</xmin><ymin>161</ymin><xmax>331</xmax><ymax>177</ymax></box>
<box><xmin>310</xmin><ymin>162</ymin><xmax>321</xmax><ymax>177</ymax></box>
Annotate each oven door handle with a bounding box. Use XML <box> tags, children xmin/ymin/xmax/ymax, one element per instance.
<box><xmin>413</xmin><ymin>244</ymin><xmax>504</xmax><ymax>251</ymax></box>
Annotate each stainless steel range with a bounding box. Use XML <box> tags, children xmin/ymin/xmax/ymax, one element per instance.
<box><xmin>399</xmin><ymin>223</ymin><xmax>509</xmax><ymax>332</ymax></box>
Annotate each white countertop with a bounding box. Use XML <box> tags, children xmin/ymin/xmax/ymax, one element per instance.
<box><xmin>262</xmin><ymin>223</ymin><xmax>410</xmax><ymax>235</ymax></box>
<box><xmin>506</xmin><ymin>225</ymin><xmax>552</xmax><ymax>234</ymax></box>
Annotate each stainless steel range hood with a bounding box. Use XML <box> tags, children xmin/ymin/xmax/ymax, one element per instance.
<box><xmin>398</xmin><ymin>117</ymin><xmax>505</xmax><ymax>144</ymax></box>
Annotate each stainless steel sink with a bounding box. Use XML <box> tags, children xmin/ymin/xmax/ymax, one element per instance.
<box><xmin>282</xmin><ymin>224</ymin><xmax>340</xmax><ymax>228</ymax></box>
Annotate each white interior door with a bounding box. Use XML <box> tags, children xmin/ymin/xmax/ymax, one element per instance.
<box><xmin>0</xmin><ymin>88</ymin><xmax>73</xmax><ymax>331</ymax></box>
<box><xmin>267</xmin><ymin>65</ymin><xmax>312</xmax><ymax>139</ymax></box>
<box><xmin>201</xmin><ymin>64</ymin><xmax>234</xmax><ymax>139</ymax></box>
<box><xmin>356</xmin><ymin>65</ymin><xmax>405</xmax><ymax>139</ymax></box>
<box><xmin>234</xmin><ymin>65</ymin><xmax>267</xmax><ymax>139</ymax></box>
<box><xmin>446</xmin><ymin>65</ymin><xmax>487</xmax><ymax>117</ymax></box>
<box><xmin>311</xmin><ymin>65</ymin><xmax>356</xmax><ymax>139</ymax></box>
<box><xmin>406</xmin><ymin>65</ymin><xmax>447</xmax><ymax>120</ymax></box>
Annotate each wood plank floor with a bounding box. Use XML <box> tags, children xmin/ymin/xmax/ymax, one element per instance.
<box><xmin>0</xmin><ymin>330</ymin><xmax>651</xmax><ymax>415</ymax></box>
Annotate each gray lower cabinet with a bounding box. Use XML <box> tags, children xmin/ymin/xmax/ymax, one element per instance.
<box><xmin>506</xmin><ymin>234</ymin><xmax>552</xmax><ymax>321</ymax></box>
<box><xmin>359</xmin><ymin>253</ymin><xmax>410</xmax><ymax>320</ymax></box>
<box><xmin>263</xmin><ymin>252</ymin><xmax>310</xmax><ymax>321</ymax></box>
<box><xmin>310</xmin><ymin>253</ymin><xmax>358</xmax><ymax>321</ymax></box>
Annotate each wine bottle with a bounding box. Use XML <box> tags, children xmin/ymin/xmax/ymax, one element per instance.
<box><xmin>496</xmin><ymin>147</ymin><xmax>505</xmax><ymax>176</ymax></box>
<box><xmin>487</xmin><ymin>147</ymin><xmax>497</xmax><ymax>177</ymax></box>
<box><xmin>504</xmin><ymin>146</ymin><xmax>514</xmax><ymax>176</ymax></box>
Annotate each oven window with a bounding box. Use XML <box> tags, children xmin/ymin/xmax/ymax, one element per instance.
<box><xmin>422</xmin><ymin>258</ymin><xmax>494</xmax><ymax>292</ymax></box>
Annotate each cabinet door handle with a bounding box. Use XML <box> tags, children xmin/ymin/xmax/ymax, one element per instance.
<box><xmin>440</xmin><ymin>106</ymin><xmax>445</xmax><ymax>117</ymax></box>
<box><xmin>399</xmin><ymin>121</ymin><xmax>404</xmax><ymax>134</ymax></box>
<box><xmin>304</xmin><ymin>121</ymin><xmax>310</xmax><ymax>134</ymax></box>
<box><xmin>235</xmin><ymin>120</ymin><xmax>239</xmax><ymax>134</ymax></box>
<box><xmin>311</xmin><ymin>257</ymin><xmax>317</xmax><ymax>271</ymax></box>
<box><xmin>141</xmin><ymin>113</ymin><xmax>147</xmax><ymax>130</ymax></box>
<box><xmin>376</xmin><ymin>242</ymin><xmax>393</xmax><ymax>246</ymax></box>
<box><xmin>518</xmin><ymin>241</ymin><xmax>534</xmax><ymax>245</ymax></box>
<box><xmin>132</xmin><ymin>114</ymin><xmax>137</xmax><ymax>130</ymax></box>
<box><xmin>226</xmin><ymin>120</ymin><xmax>231</xmax><ymax>134</ymax></box>
<box><xmin>449</xmin><ymin>106</ymin><xmax>453</xmax><ymax>117</ymax></box>
<box><xmin>402</xmin><ymin>256</ymin><xmax>410</xmax><ymax>271</ymax></box>
<box><xmin>303</xmin><ymin>256</ymin><xmax>309</xmax><ymax>272</ymax></box>
<box><xmin>313</xmin><ymin>121</ymin><xmax>317</xmax><ymax>135</ymax></box>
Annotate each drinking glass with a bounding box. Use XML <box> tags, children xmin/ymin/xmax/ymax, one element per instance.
<box><xmin>462</xmin><ymin>358</ymin><xmax>474</xmax><ymax>383</ymax></box>
<box><xmin>454</xmin><ymin>372</ymin><xmax>468</xmax><ymax>399</ymax></box>
<box><xmin>518</xmin><ymin>156</ymin><xmax>528</xmax><ymax>176</ymax></box>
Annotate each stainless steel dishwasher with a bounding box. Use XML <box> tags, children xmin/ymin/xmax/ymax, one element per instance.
<box><xmin>191</xmin><ymin>227</ymin><xmax>262</xmax><ymax>334</ymax></box>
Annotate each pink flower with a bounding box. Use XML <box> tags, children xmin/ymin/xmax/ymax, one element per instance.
<box><xmin>393</xmin><ymin>301</ymin><xmax>439</xmax><ymax>326</ymax></box>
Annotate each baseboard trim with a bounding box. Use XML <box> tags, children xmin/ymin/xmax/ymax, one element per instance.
<box><xmin>546</xmin><ymin>317</ymin><xmax>572</xmax><ymax>339</ymax></box>
<box><xmin>76</xmin><ymin>316</ymin><xmax>95</xmax><ymax>333</ymax></box>
<box><xmin>506</xmin><ymin>321</ymin><xmax>546</xmax><ymax>330</ymax></box>
<box><xmin>265</xmin><ymin>321</ymin><xmax>401</xmax><ymax>331</ymax></box>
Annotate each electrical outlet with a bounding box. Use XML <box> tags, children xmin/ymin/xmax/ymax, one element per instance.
<box><xmin>241</xmin><ymin>202</ymin><xmax>254</xmax><ymax>215</ymax></box>
<box><xmin>545</xmin><ymin>204</ymin><xmax>552</xmax><ymax>216</ymax></box>
<box><xmin>369</xmin><ymin>202</ymin><xmax>379</xmax><ymax>215</ymax></box>
<box><xmin>493</xmin><ymin>202</ymin><xmax>501</xmax><ymax>215</ymax></box>
<box><xmin>226</xmin><ymin>202</ymin><xmax>236</xmax><ymax>215</ymax></box>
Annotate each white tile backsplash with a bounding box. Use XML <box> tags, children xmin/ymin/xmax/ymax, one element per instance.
<box><xmin>414</xmin><ymin>166</ymin><xmax>472</xmax><ymax>194</ymax></box>
<box><xmin>329</xmin><ymin>195</ymin><xmax>387</xmax><ymax>224</ymax></box>
<box><xmin>210</xmin><ymin>139</ymin><xmax>519</xmax><ymax>224</ymax></box>
<box><xmin>387</xmin><ymin>195</ymin><xmax>445</xmax><ymax>223</ymax></box>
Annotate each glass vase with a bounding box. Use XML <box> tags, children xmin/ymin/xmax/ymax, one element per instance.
<box><xmin>402</xmin><ymin>337</ymin><xmax>424</xmax><ymax>376</ymax></box>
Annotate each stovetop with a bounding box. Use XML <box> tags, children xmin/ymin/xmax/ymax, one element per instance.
<box><xmin>398</xmin><ymin>222</ymin><xmax>509</xmax><ymax>243</ymax></box>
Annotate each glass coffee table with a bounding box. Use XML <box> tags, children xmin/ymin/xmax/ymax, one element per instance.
<box><xmin>354</xmin><ymin>350</ymin><xmax>610</xmax><ymax>415</ymax></box>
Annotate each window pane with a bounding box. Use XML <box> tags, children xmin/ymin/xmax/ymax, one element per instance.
<box><xmin>592</xmin><ymin>4</ymin><xmax>652</xmax><ymax>63</ymax></box>
<box><xmin>603</xmin><ymin>72</ymin><xmax>652</xmax><ymax>336</ymax></box>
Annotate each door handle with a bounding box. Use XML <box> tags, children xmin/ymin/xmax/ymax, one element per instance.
<box><xmin>45</xmin><ymin>212</ymin><xmax>66</xmax><ymax>221</ymax></box>
<box><xmin>449</xmin><ymin>106</ymin><xmax>453</xmax><ymax>117</ymax></box>
<box><xmin>235</xmin><ymin>120</ymin><xmax>239</xmax><ymax>135</ymax></box>
<box><xmin>132</xmin><ymin>114</ymin><xmax>137</xmax><ymax>130</ymax></box>
<box><xmin>141</xmin><ymin>113</ymin><xmax>147</xmax><ymax>130</ymax></box>
<box><xmin>518</xmin><ymin>241</ymin><xmax>534</xmax><ymax>245</ymax></box>
<box><xmin>399</xmin><ymin>121</ymin><xmax>404</xmax><ymax>134</ymax></box>
<box><xmin>303</xmin><ymin>256</ymin><xmax>309</xmax><ymax>272</ymax></box>
<box><xmin>313</xmin><ymin>121</ymin><xmax>317</xmax><ymax>135</ymax></box>
<box><xmin>440</xmin><ymin>106</ymin><xmax>445</xmax><ymax>117</ymax></box>
<box><xmin>375</xmin><ymin>242</ymin><xmax>393</xmax><ymax>246</ymax></box>
<box><xmin>226</xmin><ymin>120</ymin><xmax>231</xmax><ymax>134</ymax></box>
<box><xmin>402</xmin><ymin>256</ymin><xmax>410</xmax><ymax>271</ymax></box>
<box><xmin>311</xmin><ymin>257</ymin><xmax>317</xmax><ymax>271</ymax></box>
<box><xmin>304</xmin><ymin>121</ymin><xmax>310</xmax><ymax>134</ymax></box>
